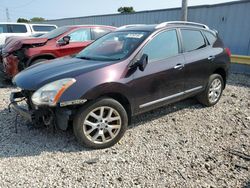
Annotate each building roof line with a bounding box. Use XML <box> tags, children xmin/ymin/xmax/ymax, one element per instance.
<box><xmin>44</xmin><ymin>0</ymin><xmax>249</xmax><ymax>22</ymax></box>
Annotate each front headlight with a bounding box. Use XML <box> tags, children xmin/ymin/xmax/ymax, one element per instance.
<box><xmin>31</xmin><ymin>78</ymin><xmax>76</xmax><ymax>106</ymax></box>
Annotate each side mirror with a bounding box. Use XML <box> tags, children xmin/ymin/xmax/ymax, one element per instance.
<box><xmin>134</xmin><ymin>54</ymin><xmax>148</xmax><ymax>71</ymax></box>
<box><xmin>58</xmin><ymin>36</ymin><xmax>70</xmax><ymax>45</ymax></box>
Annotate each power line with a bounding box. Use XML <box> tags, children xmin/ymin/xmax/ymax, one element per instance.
<box><xmin>5</xmin><ymin>8</ymin><xmax>10</xmax><ymax>22</ymax></box>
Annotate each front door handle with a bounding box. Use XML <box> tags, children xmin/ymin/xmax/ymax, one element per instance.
<box><xmin>174</xmin><ymin>64</ymin><xmax>184</xmax><ymax>70</ymax></box>
<box><xmin>208</xmin><ymin>55</ymin><xmax>215</xmax><ymax>61</ymax></box>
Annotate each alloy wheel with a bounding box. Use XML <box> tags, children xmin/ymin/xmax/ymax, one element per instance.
<box><xmin>208</xmin><ymin>78</ymin><xmax>222</xmax><ymax>103</ymax></box>
<box><xmin>83</xmin><ymin>106</ymin><xmax>122</xmax><ymax>144</ymax></box>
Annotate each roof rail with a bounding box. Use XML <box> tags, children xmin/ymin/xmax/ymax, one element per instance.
<box><xmin>118</xmin><ymin>24</ymin><xmax>146</xmax><ymax>30</ymax></box>
<box><xmin>155</xmin><ymin>21</ymin><xmax>209</xmax><ymax>29</ymax></box>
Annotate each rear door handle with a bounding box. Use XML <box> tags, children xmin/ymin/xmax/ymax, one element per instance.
<box><xmin>174</xmin><ymin>64</ymin><xmax>184</xmax><ymax>70</ymax></box>
<box><xmin>208</xmin><ymin>55</ymin><xmax>215</xmax><ymax>61</ymax></box>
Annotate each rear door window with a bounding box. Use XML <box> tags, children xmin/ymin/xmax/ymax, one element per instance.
<box><xmin>181</xmin><ymin>29</ymin><xmax>206</xmax><ymax>52</ymax></box>
<box><xmin>91</xmin><ymin>28</ymin><xmax>112</xmax><ymax>40</ymax></box>
<box><xmin>7</xmin><ymin>24</ymin><xmax>28</xmax><ymax>33</ymax></box>
<box><xmin>32</xmin><ymin>25</ymin><xmax>56</xmax><ymax>32</ymax></box>
<box><xmin>68</xmin><ymin>29</ymin><xmax>91</xmax><ymax>42</ymax></box>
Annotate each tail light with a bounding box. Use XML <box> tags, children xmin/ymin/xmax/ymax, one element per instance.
<box><xmin>225</xmin><ymin>48</ymin><xmax>231</xmax><ymax>57</ymax></box>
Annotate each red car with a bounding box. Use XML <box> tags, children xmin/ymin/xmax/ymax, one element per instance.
<box><xmin>1</xmin><ymin>25</ymin><xmax>116</xmax><ymax>78</ymax></box>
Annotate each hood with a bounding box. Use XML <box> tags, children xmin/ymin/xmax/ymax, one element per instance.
<box><xmin>3</xmin><ymin>36</ymin><xmax>48</xmax><ymax>54</ymax></box>
<box><xmin>13</xmin><ymin>57</ymin><xmax>114</xmax><ymax>90</ymax></box>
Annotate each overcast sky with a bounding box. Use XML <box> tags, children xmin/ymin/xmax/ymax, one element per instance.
<box><xmin>0</xmin><ymin>0</ymin><xmax>240</xmax><ymax>22</ymax></box>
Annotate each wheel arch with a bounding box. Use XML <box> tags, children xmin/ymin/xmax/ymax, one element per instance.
<box><xmin>213</xmin><ymin>68</ymin><xmax>227</xmax><ymax>89</ymax></box>
<box><xmin>79</xmin><ymin>82</ymin><xmax>133</xmax><ymax>117</ymax></box>
<box><xmin>28</xmin><ymin>53</ymin><xmax>56</xmax><ymax>66</ymax></box>
<box><xmin>98</xmin><ymin>92</ymin><xmax>132</xmax><ymax>124</ymax></box>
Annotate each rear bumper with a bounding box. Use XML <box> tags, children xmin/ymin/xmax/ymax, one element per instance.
<box><xmin>10</xmin><ymin>91</ymin><xmax>32</xmax><ymax>121</ymax></box>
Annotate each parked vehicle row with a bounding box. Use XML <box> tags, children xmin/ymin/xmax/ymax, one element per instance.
<box><xmin>6</xmin><ymin>21</ymin><xmax>230</xmax><ymax>149</ymax></box>
<box><xmin>0</xmin><ymin>22</ymin><xmax>57</xmax><ymax>45</ymax></box>
<box><xmin>0</xmin><ymin>23</ymin><xmax>57</xmax><ymax>68</ymax></box>
<box><xmin>1</xmin><ymin>25</ymin><xmax>116</xmax><ymax>78</ymax></box>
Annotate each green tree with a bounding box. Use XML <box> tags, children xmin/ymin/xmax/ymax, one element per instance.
<box><xmin>30</xmin><ymin>17</ymin><xmax>46</xmax><ymax>22</ymax></box>
<box><xmin>118</xmin><ymin>7</ymin><xmax>135</xmax><ymax>13</ymax></box>
<box><xmin>17</xmin><ymin>18</ymin><xmax>30</xmax><ymax>23</ymax></box>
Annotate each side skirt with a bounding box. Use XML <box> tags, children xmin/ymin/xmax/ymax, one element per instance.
<box><xmin>139</xmin><ymin>86</ymin><xmax>203</xmax><ymax>109</ymax></box>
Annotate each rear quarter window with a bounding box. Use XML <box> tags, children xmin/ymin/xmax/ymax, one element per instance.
<box><xmin>181</xmin><ymin>29</ymin><xmax>206</xmax><ymax>52</ymax></box>
<box><xmin>92</xmin><ymin>28</ymin><xmax>112</xmax><ymax>40</ymax></box>
<box><xmin>203</xmin><ymin>31</ymin><xmax>217</xmax><ymax>45</ymax></box>
<box><xmin>8</xmin><ymin>24</ymin><xmax>27</xmax><ymax>33</ymax></box>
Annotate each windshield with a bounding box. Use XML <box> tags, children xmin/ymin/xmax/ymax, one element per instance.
<box><xmin>76</xmin><ymin>31</ymin><xmax>149</xmax><ymax>61</ymax></box>
<box><xmin>39</xmin><ymin>26</ymin><xmax>69</xmax><ymax>39</ymax></box>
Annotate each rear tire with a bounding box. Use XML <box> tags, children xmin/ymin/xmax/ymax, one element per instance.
<box><xmin>197</xmin><ymin>74</ymin><xmax>224</xmax><ymax>107</ymax></box>
<box><xmin>73</xmin><ymin>98</ymin><xmax>128</xmax><ymax>149</ymax></box>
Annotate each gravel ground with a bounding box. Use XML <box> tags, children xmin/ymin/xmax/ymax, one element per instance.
<box><xmin>0</xmin><ymin>73</ymin><xmax>249</xmax><ymax>188</ymax></box>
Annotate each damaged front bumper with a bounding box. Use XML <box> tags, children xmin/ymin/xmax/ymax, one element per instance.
<box><xmin>10</xmin><ymin>92</ymin><xmax>32</xmax><ymax>121</ymax></box>
<box><xmin>10</xmin><ymin>91</ymin><xmax>73</xmax><ymax>130</ymax></box>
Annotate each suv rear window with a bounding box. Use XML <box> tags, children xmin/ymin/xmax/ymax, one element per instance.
<box><xmin>8</xmin><ymin>24</ymin><xmax>27</xmax><ymax>33</ymax></box>
<box><xmin>181</xmin><ymin>30</ymin><xmax>206</xmax><ymax>52</ymax></box>
<box><xmin>92</xmin><ymin>28</ymin><xmax>112</xmax><ymax>40</ymax></box>
<box><xmin>0</xmin><ymin>24</ymin><xmax>27</xmax><ymax>33</ymax></box>
<box><xmin>0</xmin><ymin>24</ymin><xmax>8</xmax><ymax>33</ymax></box>
<box><xmin>32</xmin><ymin>25</ymin><xmax>56</xmax><ymax>32</ymax></box>
<box><xmin>203</xmin><ymin>31</ymin><xmax>217</xmax><ymax>45</ymax></box>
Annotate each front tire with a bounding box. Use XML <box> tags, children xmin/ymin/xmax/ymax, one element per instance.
<box><xmin>197</xmin><ymin>74</ymin><xmax>224</xmax><ymax>107</ymax></box>
<box><xmin>73</xmin><ymin>98</ymin><xmax>128</xmax><ymax>149</ymax></box>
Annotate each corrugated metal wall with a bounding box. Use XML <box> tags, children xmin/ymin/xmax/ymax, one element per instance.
<box><xmin>42</xmin><ymin>1</ymin><xmax>250</xmax><ymax>55</ymax></box>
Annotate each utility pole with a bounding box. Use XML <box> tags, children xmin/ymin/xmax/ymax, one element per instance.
<box><xmin>5</xmin><ymin>8</ymin><xmax>11</xmax><ymax>22</ymax></box>
<box><xmin>181</xmin><ymin>0</ymin><xmax>188</xmax><ymax>21</ymax></box>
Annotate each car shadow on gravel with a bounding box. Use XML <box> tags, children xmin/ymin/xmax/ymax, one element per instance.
<box><xmin>0</xmin><ymin>107</ymin><xmax>90</xmax><ymax>158</ymax></box>
<box><xmin>0</xmin><ymin>71</ymin><xmax>13</xmax><ymax>88</ymax></box>
<box><xmin>0</xmin><ymin>97</ymin><xmax>203</xmax><ymax>158</ymax></box>
<box><xmin>0</xmin><ymin>73</ymin><xmax>249</xmax><ymax>158</ymax></box>
<box><xmin>130</xmin><ymin>98</ymin><xmax>203</xmax><ymax>128</ymax></box>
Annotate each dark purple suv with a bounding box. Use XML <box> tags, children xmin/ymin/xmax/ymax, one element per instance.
<box><xmin>10</xmin><ymin>21</ymin><xmax>231</xmax><ymax>149</ymax></box>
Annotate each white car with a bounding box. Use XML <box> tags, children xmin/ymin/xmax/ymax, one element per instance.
<box><xmin>0</xmin><ymin>22</ymin><xmax>57</xmax><ymax>45</ymax></box>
